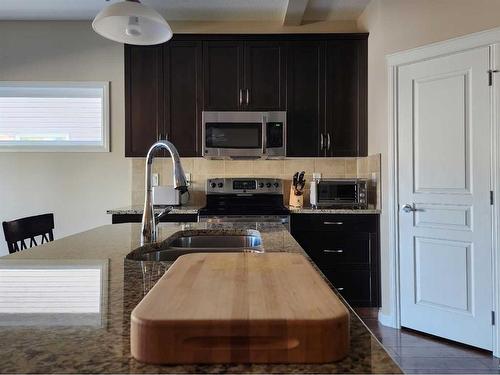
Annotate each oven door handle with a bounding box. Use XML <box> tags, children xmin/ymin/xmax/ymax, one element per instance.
<box><xmin>262</xmin><ymin>115</ymin><xmax>267</xmax><ymax>156</ymax></box>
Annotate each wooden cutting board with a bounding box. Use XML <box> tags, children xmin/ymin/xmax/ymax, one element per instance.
<box><xmin>131</xmin><ymin>253</ymin><xmax>349</xmax><ymax>364</ymax></box>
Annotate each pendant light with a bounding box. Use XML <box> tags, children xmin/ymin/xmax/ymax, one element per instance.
<box><xmin>92</xmin><ymin>0</ymin><xmax>172</xmax><ymax>45</ymax></box>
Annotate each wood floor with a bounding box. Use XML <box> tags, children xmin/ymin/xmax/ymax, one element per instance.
<box><xmin>355</xmin><ymin>308</ymin><xmax>500</xmax><ymax>374</ymax></box>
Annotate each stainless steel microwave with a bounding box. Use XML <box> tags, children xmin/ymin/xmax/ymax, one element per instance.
<box><xmin>202</xmin><ymin>111</ymin><xmax>286</xmax><ymax>159</ymax></box>
<box><xmin>310</xmin><ymin>178</ymin><xmax>368</xmax><ymax>209</ymax></box>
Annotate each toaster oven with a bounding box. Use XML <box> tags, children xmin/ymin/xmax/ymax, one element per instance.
<box><xmin>310</xmin><ymin>178</ymin><xmax>368</xmax><ymax>209</ymax></box>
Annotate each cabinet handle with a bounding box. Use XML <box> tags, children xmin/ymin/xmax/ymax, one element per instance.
<box><xmin>337</xmin><ymin>287</ymin><xmax>345</xmax><ymax>291</ymax></box>
<box><xmin>245</xmin><ymin>88</ymin><xmax>250</xmax><ymax>105</ymax></box>
<box><xmin>262</xmin><ymin>115</ymin><xmax>267</xmax><ymax>155</ymax></box>
<box><xmin>239</xmin><ymin>89</ymin><xmax>243</xmax><ymax>106</ymax></box>
<box><xmin>327</xmin><ymin>133</ymin><xmax>331</xmax><ymax>150</ymax></box>
<box><xmin>320</xmin><ymin>133</ymin><xmax>324</xmax><ymax>150</ymax></box>
<box><xmin>323</xmin><ymin>221</ymin><xmax>343</xmax><ymax>225</ymax></box>
<box><xmin>323</xmin><ymin>249</ymin><xmax>344</xmax><ymax>253</ymax></box>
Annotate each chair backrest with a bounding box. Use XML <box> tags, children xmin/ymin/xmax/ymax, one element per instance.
<box><xmin>2</xmin><ymin>213</ymin><xmax>54</xmax><ymax>254</ymax></box>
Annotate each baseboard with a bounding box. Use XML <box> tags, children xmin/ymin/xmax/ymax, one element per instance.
<box><xmin>378</xmin><ymin>310</ymin><xmax>398</xmax><ymax>328</ymax></box>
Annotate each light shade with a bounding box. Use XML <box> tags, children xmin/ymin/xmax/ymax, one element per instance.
<box><xmin>92</xmin><ymin>1</ymin><xmax>172</xmax><ymax>45</ymax></box>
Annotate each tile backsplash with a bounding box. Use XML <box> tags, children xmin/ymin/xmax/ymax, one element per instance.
<box><xmin>131</xmin><ymin>155</ymin><xmax>381</xmax><ymax>208</ymax></box>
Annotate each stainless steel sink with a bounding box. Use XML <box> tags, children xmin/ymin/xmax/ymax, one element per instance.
<box><xmin>126</xmin><ymin>230</ymin><xmax>263</xmax><ymax>262</ymax></box>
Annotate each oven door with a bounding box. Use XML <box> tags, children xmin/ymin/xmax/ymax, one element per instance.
<box><xmin>202</xmin><ymin>112</ymin><xmax>265</xmax><ymax>159</ymax></box>
<box><xmin>317</xmin><ymin>181</ymin><xmax>358</xmax><ymax>206</ymax></box>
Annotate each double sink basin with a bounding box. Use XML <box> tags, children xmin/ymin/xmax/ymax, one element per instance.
<box><xmin>126</xmin><ymin>229</ymin><xmax>264</xmax><ymax>262</ymax></box>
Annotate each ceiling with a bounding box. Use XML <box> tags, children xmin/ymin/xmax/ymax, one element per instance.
<box><xmin>0</xmin><ymin>0</ymin><xmax>370</xmax><ymax>22</ymax></box>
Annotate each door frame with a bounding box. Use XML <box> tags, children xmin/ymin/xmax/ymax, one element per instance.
<box><xmin>387</xmin><ymin>26</ymin><xmax>500</xmax><ymax>356</ymax></box>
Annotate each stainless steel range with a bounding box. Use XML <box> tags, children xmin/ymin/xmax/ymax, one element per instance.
<box><xmin>199</xmin><ymin>178</ymin><xmax>290</xmax><ymax>225</ymax></box>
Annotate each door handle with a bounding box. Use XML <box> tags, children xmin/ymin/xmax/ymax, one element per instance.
<box><xmin>401</xmin><ymin>204</ymin><xmax>417</xmax><ymax>213</ymax></box>
<box><xmin>327</xmin><ymin>133</ymin><xmax>331</xmax><ymax>150</ymax></box>
<box><xmin>337</xmin><ymin>287</ymin><xmax>345</xmax><ymax>291</ymax></box>
<box><xmin>239</xmin><ymin>89</ymin><xmax>243</xmax><ymax>106</ymax></box>
<box><xmin>261</xmin><ymin>115</ymin><xmax>267</xmax><ymax>155</ymax></box>
<box><xmin>245</xmin><ymin>88</ymin><xmax>250</xmax><ymax>105</ymax></box>
<box><xmin>323</xmin><ymin>221</ymin><xmax>343</xmax><ymax>225</ymax></box>
<box><xmin>323</xmin><ymin>249</ymin><xmax>344</xmax><ymax>253</ymax></box>
<box><xmin>320</xmin><ymin>133</ymin><xmax>324</xmax><ymax>150</ymax></box>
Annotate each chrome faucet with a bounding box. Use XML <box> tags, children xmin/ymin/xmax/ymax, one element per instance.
<box><xmin>141</xmin><ymin>140</ymin><xmax>188</xmax><ymax>245</ymax></box>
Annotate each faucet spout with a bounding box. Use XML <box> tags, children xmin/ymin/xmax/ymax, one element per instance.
<box><xmin>141</xmin><ymin>140</ymin><xmax>188</xmax><ymax>245</ymax></box>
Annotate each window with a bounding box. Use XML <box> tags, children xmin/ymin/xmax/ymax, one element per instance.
<box><xmin>0</xmin><ymin>82</ymin><xmax>109</xmax><ymax>152</ymax></box>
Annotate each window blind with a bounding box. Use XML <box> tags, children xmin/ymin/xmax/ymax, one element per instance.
<box><xmin>0</xmin><ymin>82</ymin><xmax>109</xmax><ymax>151</ymax></box>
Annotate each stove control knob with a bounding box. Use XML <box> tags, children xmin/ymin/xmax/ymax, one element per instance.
<box><xmin>266</xmin><ymin>182</ymin><xmax>272</xmax><ymax>188</ymax></box>
<box><xmin>273</xmin><ymin>182</ymin><xmax>280</xmax><ymax>188</ymax></box>
<box><xmin>258</xmin><ymin>182</ymin><xmax>265</xmax><ymax>188</ymax></box>
<box><xmin>218</xmin><ymin>182</ymin><xmax>224</xmax><ymax>188</ymax></box>
<box><xmin>210</xmin><ymin>182</ymin><xmax>217</xmax><ymax>188</ymax></box>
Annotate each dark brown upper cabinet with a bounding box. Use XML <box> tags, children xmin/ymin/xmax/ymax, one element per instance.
<box><xmin>164</xmin><ymin>41</ymin><xmax>202</xmax><ymax>157</ymax></box>
<box><xmin>125</xmin><ymin>44</ymin><xmax>164</xmax><ymax>157</ymax></box>
<box><xmin>286</xmin><ymin>37</ymin><xmax>367</xmax><ymax>157</ymax></box>
<box><xmin>203</xmin><ymin>41</ymin><xmax>243</xmax><ymax>110</ymax></box>
<box><xmin>286</xmin><ymin>41</ymin><xmax>325</xmax><ymax>157</ymax></box>
<box><xmin>125</xmin><ymin>41</ymin><xmax>202</xmax><ymax>157</ymax></box>
<box><xmin>243</xmin><ymin>41</ymin><xmax>286</xmax><ymax>110</ymax></box>
<box><xmin>125</xmin><ymin>34</ymin><xmax>367</xmax><ymax>158</ymax></box>
<box><xmin>324</xmin><ymin>39</ymin><xmax>367</xmax><ymax>157</ymax></box>
<box><xmin>203</xmin><ymin>40</ymin><xmax>286</xmax><ymax>111</ymax></box>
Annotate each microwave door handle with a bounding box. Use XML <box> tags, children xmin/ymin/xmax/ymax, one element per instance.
<box><xmin>262</xmin><ymin>115</ymin><xmax>267</xmax><ymax>156</ymax></box>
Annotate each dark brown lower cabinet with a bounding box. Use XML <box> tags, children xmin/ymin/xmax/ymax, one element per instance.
<box><xmin>290</xmin><ymin>213</ymin><xmax>380</xmax><ymax>307</ymax></box>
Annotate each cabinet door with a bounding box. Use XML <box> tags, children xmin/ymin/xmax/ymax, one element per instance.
<box><xmin>125</xmin><ymin>45</ymin><xmax>164</xmax><ymax>157</ymax></box>
<box><xmin>164</xmin><ymin>41</ymin><xmax>202</xmax><ymax>156</ymax></box>
<box><xmin>203</xmin><ymin>41</ymin><xmax>244</xmax><ymax>110</ymax></box>
<box><xmin>286</xmin><ymin>41</ymin><xmax>325</xmax><ymax>157</ymax></box>
<box><xmin>243</xmin><ymin>41</ymin><xmax>286</xmax><ymax>110</ymax></box>
<box><xmin>325</xmin><ymin>39</ymin><xmax>368</xmax><ymax>157</ymax></box>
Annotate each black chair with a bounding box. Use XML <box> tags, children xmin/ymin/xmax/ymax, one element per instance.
<box><xmin>2</xmin><ymin>213</ymin><xmax>55</xmax><ymax>254</ymax></box>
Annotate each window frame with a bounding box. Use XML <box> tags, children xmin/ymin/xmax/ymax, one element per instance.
<box><xmin>0</xmin><ymin>81</ymin><xmax>110</xmax><ymax>153</ymax></box>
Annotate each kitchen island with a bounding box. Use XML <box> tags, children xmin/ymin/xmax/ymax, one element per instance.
<box><xmin>0</xmin><ymin>222</ymin><xmax>401</xmax><ymax>374</ymax></box>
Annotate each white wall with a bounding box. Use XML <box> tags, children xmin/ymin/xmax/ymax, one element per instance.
<box><xmin>0</xmin><ymin>22</ymin><xmax>130</xmax><ymax>256</ymax></box>
<box><xmin>357</xmin><ymin>0</ymin><xmax>500</xmax><ymax>319</ymax></box>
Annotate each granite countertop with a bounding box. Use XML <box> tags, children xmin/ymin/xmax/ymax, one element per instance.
<box><xmin>107</xmin><ymin>205</ymin><xmax>381</xmax><ymax>215</ymax></box>
<box><xmin>107</xmin><ymin>205</ymin><xmax>201</xmax><ymax>215</ymax></box>
<box><xmin>0</xmin><ymin>222</ymin><xmax>401</xmax><ymax>374</ymax></box>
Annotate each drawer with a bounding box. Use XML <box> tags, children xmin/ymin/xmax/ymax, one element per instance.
<box><xmin>295</xmin><ymin>232</ymin><xmax>371</xmax><ymax>265</ymax></box>
<box><xmin>321</xmin><ymin>269</ymin><xmax>372</xmax><ymax>304</ymax></box>
<box><xmin>291</xmin><ymin>214</ymin><xmax>378</xmax><ymax>233</ymax></box>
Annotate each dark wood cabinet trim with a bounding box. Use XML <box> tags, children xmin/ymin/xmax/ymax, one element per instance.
<box><xmin>168</xmin><ymin>33</ymin><xmax>369</xmax><ymax>42</ymax></box>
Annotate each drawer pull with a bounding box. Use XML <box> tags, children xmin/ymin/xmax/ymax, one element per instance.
<box><xmin>323</xmin><ymin>221</ymin><xmax>343</xmax><ymax>225</ymax></box>
<box><xmin>337</xmin><ymin>287</ymin><xmax>345</xmax><ymax>291</ymax></box>
<box><xmin>323</xmin><ymin>249</ymin><xmax>344</xmax><ymax>253</ymax></box>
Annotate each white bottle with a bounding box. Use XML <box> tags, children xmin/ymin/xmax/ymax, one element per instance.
<box><xmin>310</xmin><ymin>180</ymin><xmax>318</xmax><ymax>209</ymax></box>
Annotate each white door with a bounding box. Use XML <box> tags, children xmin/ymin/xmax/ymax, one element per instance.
<box><xmin>398</xmin><ymin>46</ymin><xmax>493</xmax><ymax>350</ymax></box>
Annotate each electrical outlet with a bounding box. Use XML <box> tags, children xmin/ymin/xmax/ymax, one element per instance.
<box><xmin>312</xmin><ymin>172</ymin><xmax>322</xmax><ymax>181</ymax></box>
<box><xmin>152</xmin><ymin>173</ymin><xmax>159</xmax><ymax>187</ymax></box>
<box><xmin>185</xmin><ymin>172</ymin><xmax>192</xmax><ymax>186</ymax></box>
